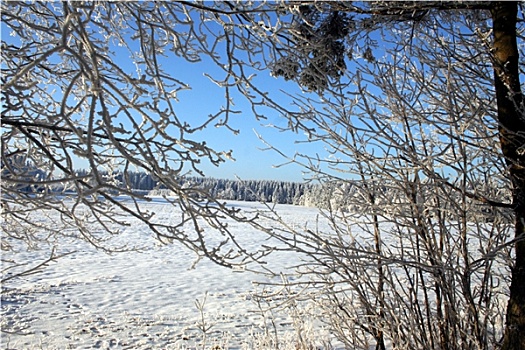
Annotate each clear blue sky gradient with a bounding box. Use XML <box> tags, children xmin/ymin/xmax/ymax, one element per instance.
<box><xmin>165</xmin><ymin>56</ymin><xmax>313</xmax><ymax>182</ymax></box>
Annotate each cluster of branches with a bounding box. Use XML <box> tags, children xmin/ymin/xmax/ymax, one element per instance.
<box><xmin>257</xmin><ymin>2</ymin><xmax>524</xmax><ymax>349</ymax></box>
<box><xmin>1</xmin><ymin>1</ymin><xmax>280</xmax><ymax>273</ymax></box>
<box><xmin>261</xmin><ymin>20</ymin><xmax>514</xmax><ymax>345</ymax></box>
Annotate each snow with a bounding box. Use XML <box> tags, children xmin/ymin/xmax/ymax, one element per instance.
<box><xmin>1</xmin><ymin>199</ymin><xmax>338</xmax><ymax>349</ymax></box>
<box><xmin>2</xmin><ymin>197</ymin><xmax>511</xmax><ymax>349</ymax></box>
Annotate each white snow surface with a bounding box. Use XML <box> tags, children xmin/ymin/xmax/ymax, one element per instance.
<box><xmin>2</xmin><ymin>199</ymin><xmax>339</xmax><ymax>349</ymax></box>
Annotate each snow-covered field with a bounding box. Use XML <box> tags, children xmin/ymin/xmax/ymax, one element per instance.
<box><xmin>2</xmin><ymin>199</ymin><xmax>338</xmax><ymax>349</ymax></box>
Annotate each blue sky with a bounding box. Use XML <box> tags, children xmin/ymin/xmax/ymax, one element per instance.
<box><xmin>109</xmin><ymin>23</ymin><xmax>325</xmax><ymax>183</ymax></box>
<box><xmin>163</xmin><ymin>56</ymin><xmax>312</xmax><ymax>182</ymax></box>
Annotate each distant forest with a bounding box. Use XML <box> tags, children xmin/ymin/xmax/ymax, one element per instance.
<box><xmin>75</xmin><ymin>169</ymin><xmax>317</xmax><ymax>205</ymax></box>
<box><xmin>6</xmin><ymin>159</ymin><xmax>501</xmax><ymax>217</ymax></box>
<box><xmin>3</xmin><ymin>157</ymin><xmax>344</xmax><ymax>207</ymax></box>
<box><xmin>90</xmin><ymin>170</ymin><xmax>505</xmax><ymax>222</ymax></box>
<box><xmin>5</xmin><ymin>157</ymin><xmax>503</xmax><ymax>220</ymax></box>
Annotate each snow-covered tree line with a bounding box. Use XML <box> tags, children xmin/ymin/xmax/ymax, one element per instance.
<box><xmin>8</xmin><ymin>154</ymin><xmax>511</xmax><ymax>220</ymax></box>
<box><xmin>300</xmin><ymin>178</ymin><xmax>512</xmax><ymax>224</ymax></box>
<box><xmin>132</xmin><ymin>169</ymin><xmax>513</xmax><ymax>223</ymax></box>
<box><xmin>104</xmin><ymin>170</ymin><xmax>316</xmax><ymax>205</ymax></box>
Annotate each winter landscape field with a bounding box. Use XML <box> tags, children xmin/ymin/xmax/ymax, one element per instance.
<box><xmin>1</xmin><ymin>198</ymin><xmax>343</xmax><ymax>350</ymax></box>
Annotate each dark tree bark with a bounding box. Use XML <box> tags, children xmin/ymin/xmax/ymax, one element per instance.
<box><xmin>491</xmin><ymin>2</ymin><xmax>525</xmax><ymax>350</ymax></box>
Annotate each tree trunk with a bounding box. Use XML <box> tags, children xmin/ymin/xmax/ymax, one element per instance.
<box><xmin>491</xmin><ymin>2</ymin><xmax>525</xmax><ymax>350</ymax></box>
